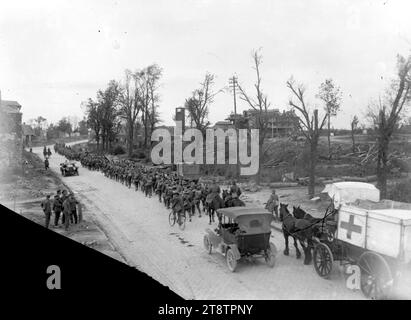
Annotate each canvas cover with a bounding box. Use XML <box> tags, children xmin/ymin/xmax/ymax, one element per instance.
<box><xmin>322</xmin><ymin>182</ymin><xmax>380</xmax><ymax>208</ymax></box>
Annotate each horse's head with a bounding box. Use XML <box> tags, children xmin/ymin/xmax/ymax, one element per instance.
<box><xmin>279</xmin><ymin>203</ymin><xmax>289</xmax><ymax>222</ymax></box>
<box><xmin>293</xmin><ymin>206</ymin><xmax>305</xmax><ymax>219</ymax></box>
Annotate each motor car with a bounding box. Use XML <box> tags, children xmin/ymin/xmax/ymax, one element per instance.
<box><xmin>203</xmin><ymin>207</ymin><xmax>277</xmax><ymax>272</ymax></box>
<box><xmin>60</xmin><ymin>162</ymin><xmax>79</xmax><ymax>177</ymax></box>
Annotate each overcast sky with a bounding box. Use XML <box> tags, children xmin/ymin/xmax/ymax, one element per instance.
<box><xmin>1</xmin><ymin>0</ymin><xmax>411</xmax><ymax>128</ymax></box>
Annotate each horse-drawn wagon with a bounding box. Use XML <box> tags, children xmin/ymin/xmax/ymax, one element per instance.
<box><xmin>313</xmin><ymin>182</ymin><xmax>411</xmax><ymax>299</ymax></box>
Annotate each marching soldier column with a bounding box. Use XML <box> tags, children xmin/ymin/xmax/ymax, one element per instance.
<box><xmin>52</xmin><ymin>143</ymin><xmax>246</xmax><ymax>227</ymax></box>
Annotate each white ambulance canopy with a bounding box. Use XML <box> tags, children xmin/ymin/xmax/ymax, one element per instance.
<box><xmin>321</xmin><ymin>182</ymin><xmax>380</xmax><ymax>207</ymax></box>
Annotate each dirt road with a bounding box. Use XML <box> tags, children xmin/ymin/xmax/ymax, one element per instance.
<box><xmin>35</xmin><ymin>143</ymin><xmax>364</xmax><ymax>299</ymax></box>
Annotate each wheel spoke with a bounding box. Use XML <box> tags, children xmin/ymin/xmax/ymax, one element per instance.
<box><xmin>320</xmin><ymin>262</ymin><xmax>325</xmax><ymax>275</ymax></box>
<box><xmin>364</xmin><ymin>256</ymin><xmax>375</xmax><ymax>275</ymax></box>
<box><xmin>359</xmin><ymin>253</ymin><xmax>393</xmax><ymax>299</ymax></box>
<box><xmin>362</xmin><ymin>280</ymin><xmax>372</xmax><ymax>297</ymax></box>
<box><xmin>359</xmin><ymin>259</ymin><xmax>371</xmax><ymax>275</ymax></box>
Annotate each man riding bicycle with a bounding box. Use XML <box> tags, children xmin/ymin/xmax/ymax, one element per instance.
<box><xmin>171</xmin><ymin>191</ymin><xmax>185</xmax><ymax>225</ymax></box>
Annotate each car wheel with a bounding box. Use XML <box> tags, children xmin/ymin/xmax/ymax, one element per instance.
<box><xmin>226</xmin><ymin>249</ymin><xmax>237</xmax><ymax>272</ymax></box>
<box><xmin>265</xmin><ymin>250</ymin><xmax>276</xmax><ymax>268</ymax></box>
<box><xmin>265</xmin><ymin>242</ymin><xmax>277</xmax><ymax>268</ymax></box>
<box><xmin>203</xmin><ymin>235</ymin><xmax>212</xmax><ymax>254</ymax></box>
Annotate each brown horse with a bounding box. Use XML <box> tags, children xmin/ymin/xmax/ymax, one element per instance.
<box><xmin>279</xmin><ymin>203</ymin><xmax>316</xmax><ymax>265</ymax></box>
<box><xmin>222</xmin><ymin>189</ymin><xmax>245</xmax><ymax>208</ymax></box>
<box><xmin>205</xmin><ymin>193</ymin><xmax>225</xmax><ymax>224</ymax></box>
<box><xmin>292</xmin><ymin>206</ymin><xmax>323</xmax><ymax>224</ymax></box>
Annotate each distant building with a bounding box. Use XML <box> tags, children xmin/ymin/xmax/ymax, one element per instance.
<box><xmin>226</xmin><ymin>108</ymin><xmax>299</xmax><ymax>138</ymax></box>
<box><xmin>212</xmin><ymin>121</ymin><xmax>234</xmax><ymax>131</ymax></box>
<box><xmin>0</xmin><ymin>94</ymin><xmax>22</xmax><ymax>138</ymax></box>
<box><xmin>22</xmin><ymin>123</ymin><xmax>35</xmax><ymax>146</ymax></box>
<box><xmin>0</xmin><ymin>90</ymin><xmax>23</xmax><ymax>167</ymax></box>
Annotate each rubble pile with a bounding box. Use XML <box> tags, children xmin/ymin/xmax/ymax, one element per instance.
<box><xmin>241</xmin><ymin>182</ymin><xmax>262</xmax><ymax>192</ymax></box>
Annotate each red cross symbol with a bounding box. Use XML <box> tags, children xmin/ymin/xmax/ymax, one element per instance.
<box><xmin>340</xmin><ymin>214</ymin><xmax>362</xmax><ymax>239</ymax></box>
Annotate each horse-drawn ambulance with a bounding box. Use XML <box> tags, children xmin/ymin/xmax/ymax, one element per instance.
<box><xmin>313</xmin><ymin>182</ymin><xmax>411</xmax><ymax>299</ymax></box>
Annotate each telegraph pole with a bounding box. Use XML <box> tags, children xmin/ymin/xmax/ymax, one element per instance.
<box><xmin>229</xmin><ymin>75</ymin><xmax>239</xmax><ymax>178</ymax></box>
<box><xmin>229</xmin><ymin>76</ymin><xmax>238</xmax><ymax>128</ymax></box>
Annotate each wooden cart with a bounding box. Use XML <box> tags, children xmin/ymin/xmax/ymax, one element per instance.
<box><xmin>313</xmin><ymin>182</ymin><xmax>411</xmax><ymax>299</ymax></box>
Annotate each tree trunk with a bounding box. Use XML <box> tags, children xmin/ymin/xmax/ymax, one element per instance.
<box><xmin>102</xmin><ymin>134</ymin><xmax>106</xmax><ymax>153</ymax></box>
<box><xmin>308</xmin><ymin>142</ymin><xmax>317</xmax><ymax>198</ymax></box>
<box><xmin>128</xmin><ymin>122</ymin><xmax>134</xmax><ymax>157</ymax></box>
<box><xmin>143</xmin><ymin>119</ymin><xmax>148</xmax><ymax>148</ymax></box>
<box><xmin>106</xmin><ymin>129</ymin><xmax>110</xmax><ymax>151</ymax></box>
<box><xmin>351</xmin><ymin>130</ymin><xmax>356</xmax><ymax>153</ymax></box>
<box><xmin>377</xmin><ymin>136</ymin><xmax>389</xmax><ymax>199</ymax></box>
<box><xmin>254</xmin><ymin>140</ymin><xmax>263</xmax><ymax>185</ymax></box>
<box><xmin>327</xmin><ymin>113</ymin><xmax>331</xmax><ymax>159</ymax></box>
<box><xmin>96</xmin><ymin>136</ymin><xmax>100</xmax><ymax>152</ymax></box>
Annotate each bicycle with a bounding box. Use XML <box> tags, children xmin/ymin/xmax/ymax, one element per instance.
<box><xmin>169</xmin><ymin>210</ymin><xmax>186</xmax><ymax>230</ymax></box>
<box><xmin>169</xmin><ymin>210</ymin><xmax>176</xmax><ymax>226</ymax></box>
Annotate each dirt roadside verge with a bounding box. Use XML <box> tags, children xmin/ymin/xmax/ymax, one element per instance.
<box><xmin>0</xmin><ymin>150</ymin><xmax>126</xmax><ymax>263</ymax></box>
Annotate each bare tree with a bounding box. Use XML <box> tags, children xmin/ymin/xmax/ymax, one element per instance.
<box><xmin>57</xmin><ymin>117</ymin><xmax>73</xmax><ymax>137</ymax></box>
<box><xmin>185</xmin><ymin>72</ymin><xmax>220</xmax><ymax>136</ymax></box>
<box><xmin>287</xmin><ymin>77</ymin><xmax>327</xmax><ymax>198</ymax></box>
<box><xmin>28</xmin><ymin>116</ymin><xmax>47</xmax><ymax>137</ymax></box>
<box><xmin>236</xmin><ymin>49</ymin><xmax>272</xmax><ymax>184</ymax></box>
<box><xmin>97</xmin><ymin>80</ymin><xmax>122</xmax><ymax>152</ymax></box>
<box><xmin>67</xmin><ymin>115</ymin><xmax>80</xmax><ymax>132</ymax></box>
<box><xmin>146</xmin><ymin>64</ymin><xmax>162</xmax><ymax>144</ymax></box>
<box><xmin>86</xmin><ymin>98</ymin><xmax>102</xmax><ymax>151</ymax></box>
<box><xmin>119</xmin><ymin>69</ymin><xmax>142</xmax><ymax>156</ymax></box>
<box><xmin>34</xmin><ymin>116</ymin><xmax>47</xmax><ymax>129</ymax></box>
<box><xmin>350</xmin><ymin>115</ymin><xmax>359</xmax><ymax>153</ymax></box>
<box><xmin>317</xmin><ymin>79</ymin><xmax>342</xmax><ymax>158</ymax></box>
<box><xmin>138</xmin><ymin>64</ymin><xmax>162</xmax><ymax>148</ymax></box>
<box><xmin>369</xmin><ymin>54</ymin><xmax>411</xmax><ymax>198</ymax></box>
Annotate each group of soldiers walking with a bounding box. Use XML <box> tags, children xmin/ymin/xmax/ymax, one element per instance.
<box><xmin>41</xmin><ymin>189</ymin><xmax>79</xmax><ymax>230</ymax></box>
<box><xmin>54</xmin><ymin>144</ymin><xmax>244</xmax><ymax>225</ymax></box>
<box><xmin>43</xmin><ymin>145</ymin><xmax>52</xmax><ymax>170</ymax></box>
<box><xmin>47</xmin><ymin>143</ymin><xmax>281</xmax><ymax>231</ymax></box>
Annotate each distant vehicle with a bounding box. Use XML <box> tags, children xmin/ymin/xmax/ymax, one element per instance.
<box><xmin>203</xmin><ymin>207</ymin><xmax>277</xmax><ymax>272</ymax></box>
<box><xmin>60</xmin><ymin>162</ymin><xmax>79</xmax><ymax>177</ymax></box>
